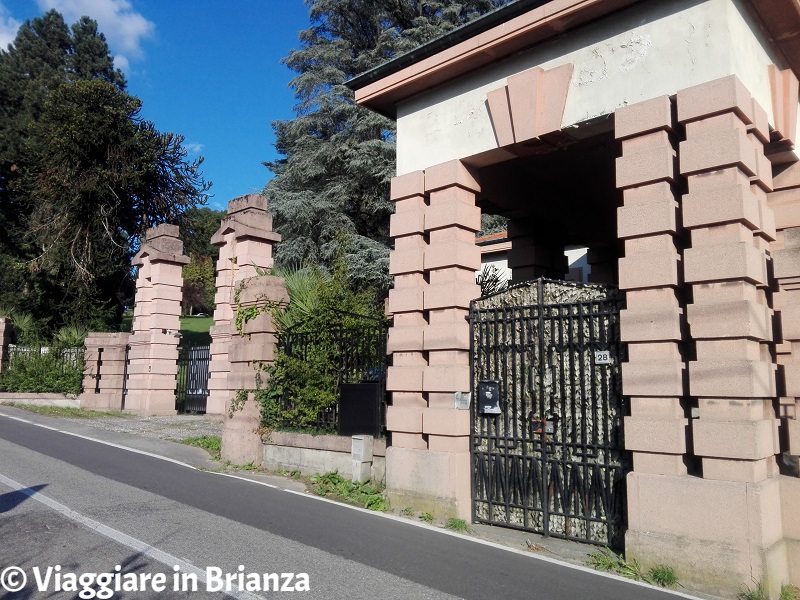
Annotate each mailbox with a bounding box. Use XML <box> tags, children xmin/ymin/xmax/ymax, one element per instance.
<box><xmin>477</xmin><ymin>381</ymin><xmax>501</xmax><ymax>414</ymax></box>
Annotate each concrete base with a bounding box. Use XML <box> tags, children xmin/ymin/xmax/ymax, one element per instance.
<box><xmin>80</xmin><ymin>393</ymin><xmax>123</xmax><ymax>411</ymax></box>
<box><xmin>0</xmin><ymin>394</ymin><xmax>79</xmax><ymax>408</ymax></box>
<box><xmin>385</xmin><ymin>446</ymin><xmax>470</xmax><ymax>520</ymax></box>
<box><xmin>205</xmin><ymin>393</ymin><xmax>231</xmax><ymax>418</ymax></box>
<box><xmin>220</xmin><ymin>397</ymin><xmax>263</xmax><ymax>467</ymax></box>
<box><xmin>626</xmin><ymin>472</ymin><xmax>788</xmax><ymax>598</ymax></box>
<box><xmin>781</xmin><ymin>476</ymin><xmax>800</xmax><ymax>586</ymax></box>
<box><xmin>262</xmin><ymin>431</ymin><xmax>386</xmax><ymax>483</ymax></box>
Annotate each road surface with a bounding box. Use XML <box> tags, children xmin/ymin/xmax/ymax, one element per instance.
<box><xmin>0</xmin><ymin>410</ymin><xmax>699</xmax><ymax>600</ymax></box>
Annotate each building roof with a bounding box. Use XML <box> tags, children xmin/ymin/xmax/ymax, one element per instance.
<box><xmin>347</xmin><ymin>0</ymin><xmax>800</xmax><ymax>120</ymax></box>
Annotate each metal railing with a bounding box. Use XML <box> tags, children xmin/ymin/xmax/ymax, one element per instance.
<box><xmin>7</xmin><ymin>344</ymin><xmax>84</xmax><ymax>373</ymax></box>
<box><xmin>278</xmin><ymin>310</ymin><xmax>388</xmax><ymax>433</ymax></box>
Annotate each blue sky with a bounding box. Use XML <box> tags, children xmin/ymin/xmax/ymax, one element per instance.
<box><xmin>0</xmin><ymin>0</ymin><xmax>312</xmax><ymax>211</ymax></box>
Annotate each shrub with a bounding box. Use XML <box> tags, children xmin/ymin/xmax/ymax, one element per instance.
<box><xmin>0</xmin><ymin>344</ymin><xmax>84</xmax><ymax>394</ymax></box>
<box><xmin>240</xmin><ymin>261</ymin><xmax>386</xmax><ymax>433</ymax></box>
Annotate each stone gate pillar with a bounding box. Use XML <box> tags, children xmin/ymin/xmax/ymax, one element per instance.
<box><xmin>676</xmin><ymin>75</ymin><xmax>784</xmax><ymax>594</ymax></box>
<box><xmin>772</xmin><ymin>161</ymin><xmax>800</xmax><ymax>466</ymax></box>
<box><xmin>506</xmin><ymin>221</ymin><xmax>566</xmax><ymax>283</ymax></box>
<box><xmin>615</xmin><ymin>95</ymin><xmax>688</xmax><ymax>480</ymax></box>
<box><xmin>621</xmin><ymin>75</ymin><xmax>786</xmax><ymax>597</ymax></box>
<box><xmin>206</xmin><ymin>194</ymin><xmax>281</xmax><ymax>417</ymax></box>
<box><xmin>124</xmin><ymin>224</ymin><xmax>189</xmax><ymax>415</ymax></box>
<box><xmin>385</xmin><ymin>159</ymin><xmax>480</xmax><ymax>519</ymax></box>
<box><xmin>220</xmin><ymin>274</ymin><xmax>287</xmax><ymax>465</ymax></box>
<box><xmin>771</xmin><ymin>159</ymin><xmax>800</xmax><ymax>596</ymax></box>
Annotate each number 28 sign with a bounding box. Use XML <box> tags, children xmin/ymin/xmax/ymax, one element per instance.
<box><xmin>594</xmin><ymin>350</ymin><xmax>612</xmax><ymax>365</ymax></box>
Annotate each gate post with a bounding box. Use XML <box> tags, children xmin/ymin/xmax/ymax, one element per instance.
<box><xmin>615</xmin><ymin>95</ymin><xmax>688</xmax><ymax>477</ymax></box>
<box><xmin>206</xmin><ymin>194</ymin><xmax>281</xmax><ymax>417</ymax></box>
<box><xmin>770</xmin><ymin>160</ymin><xmax>800</xmax><ymax>583</ymax></box>
<box><xmin>506</xmin><ymin>220</ymin><xmax>566</xmax><ymax>283</ymax></box>
<box><xmin>385</xmin><ymin>160</ymin><xmax>480</xmax><ymax>519</ymax></box>
<box><xmin>124</xmin><ymin>224</ymin><xmax>189</xmax><ymax>415</ymax></box>
<box><xmin>621</xmin><ymin>76</ymin><xmax>787</xmax><ymax>597</ymax></box>
<box><xmin>772</xmin><ymin>162</ymin><xmax>800</xmax><ymax>461</ymax></box>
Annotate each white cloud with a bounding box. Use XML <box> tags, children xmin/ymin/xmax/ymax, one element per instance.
<box><xmin>184</xmin><ymin>143</ymin><xmax>205</xmax><ymax>155</ymax></box>
<box><xmin>113</xmin><ymin>54</ymin><xmax>129</xmax><ymax>72</ymax></box>
<box><xmin>0</xmin><ymin>3</ymin><xmax>22</xmax><ymax>50</ymax></box>
<box><xmin>36</xmin><ymin>0</ymin><xmax>154</xmax><ymax>69</ymax></box>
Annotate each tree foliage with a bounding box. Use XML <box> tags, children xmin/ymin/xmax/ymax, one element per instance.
<box><xmin>0</xmin><ymin>10</ymin><xmax>209</xmax><ymax>331</ymax></box>
<box><xmin>254</xmin><ymin>262</ymin><xmax>387</xmax><ymax>432</ymax></box>
<box><xmin>265</xmin><ymin>0</ymin><xmax>504</xmax><ymax>296</ymax></box>
<box><xmin>178</xmin><ymin>207</ymin><xmax>226</xmax><ymax>315</ymax></box>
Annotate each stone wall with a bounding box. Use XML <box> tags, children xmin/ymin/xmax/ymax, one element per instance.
<box><xmin>78</xmin><ymin>333</ymin><xmax>130</xmax><ymax>410</ymax></box>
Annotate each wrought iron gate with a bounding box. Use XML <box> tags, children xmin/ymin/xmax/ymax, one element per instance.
<box><xmin>121</xmin><ymin>344</ymin><xmax>130</xmax><ymax>410</ymax></box>
<box><xmin>470</xmin><ymin>279</ymin><xmax>628</xmax><ymax>547</ymax></box>
<box><xmin>176</xmin><ymin>343</ymin><xmax>211</xmax><ymax>413</ymax></box>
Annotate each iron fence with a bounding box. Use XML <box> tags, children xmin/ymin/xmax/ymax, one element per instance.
<box><xmin>7</xmin><ymin>344</ymin><xmax>84</xmax><ymax>372</ymax></box>
<box><xmin>278</xmin><ymin>310</ymin><xmax>388</xmax><ymax>434</ymax></box>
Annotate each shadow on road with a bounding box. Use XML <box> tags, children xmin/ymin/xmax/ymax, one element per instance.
<box><xmin>0</xmin><ymin>484</ymin><xmax>48</xmax><ymax>513</ymax></box>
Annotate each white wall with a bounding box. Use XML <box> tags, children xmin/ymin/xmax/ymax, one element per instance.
<box><xmin>478</xmin><ymin>246</ymin><xmax>591</xmax><ymax>284</ymax></box>
<box><xmin>396</xmin><ymin>0</ymin><xmax>790</xmax><ymax>175</ymax></box>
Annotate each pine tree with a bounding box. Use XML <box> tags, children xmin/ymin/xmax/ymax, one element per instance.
<box><xmin>266</xmin><ymin>0</ymin><xmax>504</xmax><ymax>297</ymax></box>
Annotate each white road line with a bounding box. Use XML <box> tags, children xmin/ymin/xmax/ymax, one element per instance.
<box><xmin>0</xmin><ymin>412</ymin><xmax>197</xmax><ymax>469</ymax></box>
<box><xmin>0</xmin><ymin>410</ymin><xmax>704</xmax><ymax>599</ymax></box>
<box><xmin>0</xmin><ymin>472</ymin><xmax>265</xmax><ymax>600</ymax></box>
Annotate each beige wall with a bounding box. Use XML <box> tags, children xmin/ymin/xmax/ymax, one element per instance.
<box><xmin>395</xmin><ymin>0</ymin><xmax>798</xmax><ymax>175</ymax></box>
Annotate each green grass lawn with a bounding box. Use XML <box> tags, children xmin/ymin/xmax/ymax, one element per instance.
<box><xmin>179</xmin><ymin>316</ymin><xmax>213</xmax><ymax>345</ymax></box>
<box><xmin>118</xmin><ymin>312</ymin><xmax>212</xmax><ymax>344</ymax></box>
<box><xmin>3</xmin><ymin>403</ymin><xmax>130</xmax><ymax>419</ymax></box>
<box><xmin>179</xmin><ymin>435</ymin><xmax>221</xmax><ymax>460</ymax></box>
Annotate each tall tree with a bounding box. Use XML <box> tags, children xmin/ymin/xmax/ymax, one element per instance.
<box><xmin>0</xmin><ymin>10</ymin><xmax>209</xmax><ymax>330</ymax></box>
<box><xmin>265</xmin><ymin>0</ymin><xmax>503</xmax><ymax>296</ymax></box>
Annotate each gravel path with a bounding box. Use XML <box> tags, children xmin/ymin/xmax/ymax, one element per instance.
<box><xmin>58</xmin><ymin>414</ymin><xmax>223</xmax><ymax>441</ymax></box>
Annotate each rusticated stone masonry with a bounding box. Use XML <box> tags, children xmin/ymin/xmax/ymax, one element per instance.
<box><xmin>78</xmin><ymin>332</ymin><xmax>130</xmax><ymax>411</ymax></box>
<box><xmin>615</xmin><ymin>95</ymin><xmax>688</xmax><ymax>478</ymax></box>
<box><xmin>124</xmin><ymin>224</ymin><xmax>189</xmax><ymax>415</ymax></box>
<box><xmin>385</xmin><ymin>160</ymin><xmax>480</xmax><ymax>519</ymax></box>
<box><xmin>678</xmin><ymin>75</ymin><xmax>778</xmax><ymax>484</ymax></box>
<box><xmin>206</xmin><ymin>194</ymin><xmax>281</xmax><ymax>417</ymax></box>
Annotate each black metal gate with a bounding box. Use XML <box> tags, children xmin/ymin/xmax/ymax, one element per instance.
<box><xmin>176</xmin><ymin>343</ymin><xmax>211</xmax><ymax>413</ymax></box>
<box><xmin>121</xmin><ymin>344</ymin><xmax>130</xmax><ymax>410</ymax></box>
<box><xmin>470</xmin><ymin>278</ymin><xmax>628</xmax><ymax>547</ymax></box>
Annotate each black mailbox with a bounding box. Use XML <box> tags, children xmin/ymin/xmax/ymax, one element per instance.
<box><xmin>338</xmin><ymin>383</ymin><xmax>382</xmax><ymax>437</ymax></box>
<box><xmin>478</xmin><ymin>380</ymin><xmax>501</xmax><ymax>414</ymax></box>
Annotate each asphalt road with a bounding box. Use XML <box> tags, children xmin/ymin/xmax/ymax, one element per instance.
<box><xmin>0</xmin><ymin>412</ymin><xmax>697</xmax><ymax>600</ymax></box>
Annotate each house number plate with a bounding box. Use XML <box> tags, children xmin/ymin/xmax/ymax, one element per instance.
<box><xmin>594</xmin><ymin>350</ymin><xmax>612</xmax><ymax>365</ymax></box>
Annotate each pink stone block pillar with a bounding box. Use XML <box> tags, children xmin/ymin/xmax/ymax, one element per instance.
<box><xmin>221</xmin><ymin>273</ymin><xmax>287</xmax><ymax>465</ymax></box>
<box><xmin>615</xmin><ymin>95</ymin><xmax>688</xmax><ymax>478</ymax></box>
<box><xmin>771</xmin><ymin>162</ymin><xmax>800</xmax><ymax>464</ymax></box>
<box><xmin>624</xmin><ymin>76</ymin><xmax>786</xmax><ymax>597</ymax></box>
<box><xmin>678</xmin><ymin>76</ymin><xmax>778</xmax><ymax>483</ymax></box>
<box><xmin>124</xmin><ymin>224</ymin><xmax>189</xmax><ymax>416</ymax></box>
<box><xmin>206</xmin><ymin>194</ymin><xmax>281</xmax><ymax>417</ymax></box>
<box><xmin>78</xmin><ymin>333</ymin><xmax>130</xmax><ymax>410</ymax></box>
<box><xmin>386</xmin><ymin>169</ymin><xmax>428</xmax><ymax>453</ymax></box>
<box><xmin>385</xmin><ymin>160</ymin><xmax>480</xmax><ymax>519</ymax></box>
